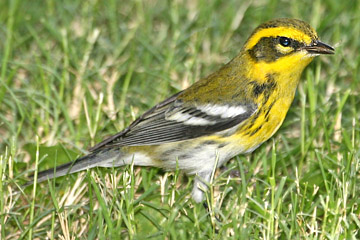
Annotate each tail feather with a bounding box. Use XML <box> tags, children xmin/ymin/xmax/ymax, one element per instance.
<box><xmin>26</xmin><ymin>148</ymin><xmax>120</xmax><ymax>187</ymax></box>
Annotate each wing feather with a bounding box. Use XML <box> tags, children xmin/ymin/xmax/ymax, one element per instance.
<box><xmin>90</xmin><ymin>91</ymin><xmax>257</xmax><ymax>151</ymax></box>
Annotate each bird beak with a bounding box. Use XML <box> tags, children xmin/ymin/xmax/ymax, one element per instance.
<box><xmin>304</xmin><ymin>40</ymin><xmax>335</xmax><ymax>55</ymax></box>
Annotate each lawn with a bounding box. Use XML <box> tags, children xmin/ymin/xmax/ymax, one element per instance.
<box><xmin>1</xmin><ymin>0</ymin><xmax>360</xmax><ymax>239</ymax></box>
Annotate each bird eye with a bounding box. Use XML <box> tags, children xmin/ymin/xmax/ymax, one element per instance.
<box><xmin>279</xmin><ymin>37</ymin><xmax>291</xmax><ymax>47</ymax></box>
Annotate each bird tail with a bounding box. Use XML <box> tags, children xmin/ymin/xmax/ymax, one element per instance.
<box><xmin>26</xmin><ymin>148</ymin><xmax>121</xmax><ymax>186</ymax></box>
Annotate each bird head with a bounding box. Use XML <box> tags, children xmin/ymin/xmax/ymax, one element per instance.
<box><xmin>241</xmin><ymin>18</ymin><xmax>334</xmax><ymax>81</ymax></box>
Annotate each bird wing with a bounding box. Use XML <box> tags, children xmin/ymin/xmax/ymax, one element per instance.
<box><xmin>89</xmin><ymin>91</ymin><xmax>257</xmax><ymax>151</ymax></box>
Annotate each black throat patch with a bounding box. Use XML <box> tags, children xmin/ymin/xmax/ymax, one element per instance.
<box><xmin>249</xmin><ymin>74</ymin><xmax>277</xmax><ymax>100</ymax></box>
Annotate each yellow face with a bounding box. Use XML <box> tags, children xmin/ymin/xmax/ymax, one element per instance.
<box><xmin>242</xmin><ymin>18</ymin><xmax>334</xmax><ymax>84</ymax></box>
<box><xmin>244</xmin><ymin>19</ymin><xmax>333</xmax><ymax>60</ymax></box>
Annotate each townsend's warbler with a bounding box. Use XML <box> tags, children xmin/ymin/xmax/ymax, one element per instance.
<box><xmin>30</xmin><ymin>18</ymin><xmax>334</xmax><ymax>203</ymax></box>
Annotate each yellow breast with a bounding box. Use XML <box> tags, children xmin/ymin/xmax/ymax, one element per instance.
<box><xmin>232</xmin><ymin>53</ymin><xmax>313</xmax><ymax>152</ymax></box>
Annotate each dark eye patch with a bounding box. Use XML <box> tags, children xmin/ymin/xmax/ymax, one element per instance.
<box><xmin>248</xmin><ymin>36</ymin><xmax>304</xmax><ymax>62</ymax></box>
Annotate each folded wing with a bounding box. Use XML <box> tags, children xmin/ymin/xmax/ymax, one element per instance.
<box><xmin>90</xmin><ymin>92</ymin><xmax>257</xmax><ymax>150</ymax></box>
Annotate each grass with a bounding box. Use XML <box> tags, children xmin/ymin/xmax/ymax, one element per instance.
<box><xmin>1</xmin><ymin>0</ymin><xmax>360</xmax><ymax>239</ymax></box>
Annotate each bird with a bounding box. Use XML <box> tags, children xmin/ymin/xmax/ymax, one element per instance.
<box><xmin>29</xmin><ymin>18</ymin><xmax>334</xmax><ymax>203</ymax></box>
